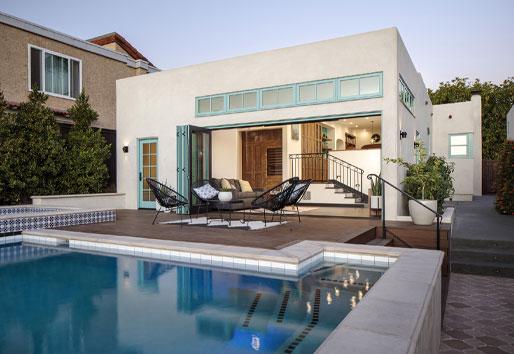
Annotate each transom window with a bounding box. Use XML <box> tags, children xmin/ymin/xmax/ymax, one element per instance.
<box><xmin>399</xmin><ymin>77</ymin><xmax>415</xmax><ymax>112</ymax></box>
<box><xmin>29</xmin><ymin>45</ymin><xmax>81</xmax><ymax>99</ymax></box>
<box><xmin>195</xmin><ymin>72</ymin><xmax>383</xmax><ymax>116</ymax></box>
<box><xmin>299</xmin><ymin>81</ymin><xmax>335</xmax><ymax>102</ymax></box>
<box><xmin>228</xmin><ymin>91</ymin><xmax>257</xmax><ymax>111</ymax></box>
<box><xmin>449</xmin><ymin>133</ymin><xmax>473</xmax><ymax>158</ymax></box>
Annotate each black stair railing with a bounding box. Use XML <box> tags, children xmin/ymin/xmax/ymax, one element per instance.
<box><xmin>289</xmin><ymin>153</ymin><xmax>364</xmax><ymax>199</ymax></box>
<box><xmin>367</xmin><ymin>173</ymin><xmax>443</xmax><ymax>250</ymax></box>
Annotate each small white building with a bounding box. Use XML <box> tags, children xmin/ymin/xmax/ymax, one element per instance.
<box><xmin>116</xmin><ymin>27</ymin><xmax>481</xmax><ymax>220</ymax></box>
<box><xmin>432</xmin><ymin>92</ymin><xmax>482</xmax><ymax>201</ymax></box>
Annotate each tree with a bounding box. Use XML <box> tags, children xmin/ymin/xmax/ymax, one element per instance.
<box><xmin>428</xmin><ymin>77</ymin><xmax>514</xmax><ymax>160</ymax></box>
<box><xmin>0</xmin><ymin>89</ymin><xmax>64</xmax><ymax>204</ymax></box>
<box><xmin>495</xmin><ymin>140</ymin><xmax>514</xmax><ymax>215</ymax></box>
<box><xmin>61</xmin><ymin>91</ymin><xmax>110</xmax><ymax>194</ymax></box>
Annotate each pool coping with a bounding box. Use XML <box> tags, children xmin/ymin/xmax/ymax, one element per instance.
<box><xmin>17</xmin><ymin>228</ymin><xmax>443</xmax><ymax>353</ymax></box>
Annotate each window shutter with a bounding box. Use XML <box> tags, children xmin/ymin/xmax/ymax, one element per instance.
<box><xmin>30</xmin><ymin>48</ymin><xmax>42</xmax><ymax>90</ymax></box>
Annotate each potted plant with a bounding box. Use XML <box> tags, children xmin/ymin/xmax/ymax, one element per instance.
<box><xmin>218</xmin><ymin>188</ymin><xmax>233</xmax><ymax>202</ymax></box>
<box><xmin>370</xmin><ymin>174</ymin><xmax>382</xmax><ymax>209</ymax></box>
<box><xmin>385</xmin><ymin>141</ymin><xmax>454</xmax><ymax>225</ymax></box>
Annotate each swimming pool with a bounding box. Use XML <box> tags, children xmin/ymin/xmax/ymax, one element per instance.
<box><xmin>0</xmin><ymin>243</ymin><xmax>385</xmax><ymax>354</ymax></box>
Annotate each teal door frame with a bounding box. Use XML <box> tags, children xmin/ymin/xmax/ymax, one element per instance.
<box><xmin>176</xmin><ymin>125</ymin><xmax>212</xmax><ymax>214</ymax></box>
<box><xmin>138</xmin><ymin>138</ymin><xmax>158</xmax><ymax>209</ymax></box>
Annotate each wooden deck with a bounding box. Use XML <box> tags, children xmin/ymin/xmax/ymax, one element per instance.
<box><xmin>58</xmin><ymin>210</ymin><xmax>379</xmax><ymax>250</ymax></box>
<box><xmin>58</xmin><ymin>210</ymin><xmax>449</xmax><ymax>258</ymax></box>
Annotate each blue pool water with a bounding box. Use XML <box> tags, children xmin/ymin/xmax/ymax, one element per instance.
<box><xmin>0</xmin><ymin>244</ymin><xmax>385</xmax><ymax>354</ymax></box>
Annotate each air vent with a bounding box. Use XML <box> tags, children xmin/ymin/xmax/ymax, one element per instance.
<box><xmin>303</xmin><ymin>191</ymin><xmax>311</xmax><ymax>200</ymax></box>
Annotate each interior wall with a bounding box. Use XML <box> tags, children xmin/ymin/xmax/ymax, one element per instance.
<box><xmin>211</xmin><ymin>129</ymin><xmax>240</xmax><ymax>179</ymax></box>
<box><xmin>330</xmin><ymin>149</ymin><xmax>381</xmax><ymax>191</ymax></box>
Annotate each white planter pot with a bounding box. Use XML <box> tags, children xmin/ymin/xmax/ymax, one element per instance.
<box><xmin>409</xmin><ymin>199</ymin><xmax>437</xmax><ymax>225</ymax></box>
<box><xmin>218</xmin><ymin>191</ymin><xmax>233</xmax><ymax>202</ymax></box>
<box><xmin>370</xmin><ymin>195</ymin><xmax>382</xmax><ymax>209</ymax></box>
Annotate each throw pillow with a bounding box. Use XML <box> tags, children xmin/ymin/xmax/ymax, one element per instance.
<box><xmin>238</xmin><ymin>179</ymin><xmax>253</xmax><ymax>192</ymax></box>
<box><xmin>221</xmin><ymin>178</ymin><xmax>235</xmax><ymax>190</ymax></box>
<box><xmin>193</xmin><ymin>183</ymin><xmax>219</xmax><ymax>200</ymax></box>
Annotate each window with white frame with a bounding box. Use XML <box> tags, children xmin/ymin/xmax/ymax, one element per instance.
<box><xmin>29</xmin><ymin>45</ymin><xmax>81</xmax><ymax>99</ymax></box>
<box><xmin>449</xmin><ymin>133</ymin><xmax>472</xmax><ymax>158</ymax></box>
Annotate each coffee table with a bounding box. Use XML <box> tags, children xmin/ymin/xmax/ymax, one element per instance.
<box><xmin>210</xmin><ymin>199</ymin><xmax>253</xmax><ymax>227</ymax></box>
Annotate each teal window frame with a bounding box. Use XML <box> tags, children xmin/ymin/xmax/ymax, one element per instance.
<box><xmin>195</xmin><ymin>71</ymin><xmax>383</xmax><ymax>117</ymax></box>
<box><xmin>448</xmin><ymin>133</ymin><xmax>473</xmax><ymax>159</ymax></box>
<box><xmin>399</xmin><ymin>76</ymin><xmax>415</xmax><ymax>114</ymax></box>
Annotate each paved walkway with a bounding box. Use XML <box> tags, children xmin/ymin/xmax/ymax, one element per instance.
<box><xmin>452</xmin><ymin>195</ymin><xmax>514</xmax><ymax>242</ymax></box>
<box><xmin>441</xmin><ymin>273</ymin><xmax>514</xmax><ymax>353</ymax></box>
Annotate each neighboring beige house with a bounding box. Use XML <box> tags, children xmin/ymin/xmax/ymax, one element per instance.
<box><xmin>507</xmin><ymin>105</ymin><xmax>514</xmax><ymax>141</ymax></box>
<box><xmin>0</xmin><ymin>11</ymin><xmax>158</xmax><ymax>189</ymax></box>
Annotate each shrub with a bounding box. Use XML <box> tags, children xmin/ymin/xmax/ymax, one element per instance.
<box><xmin>385</xmin><ymin>141</ymin><xmax>454</xmax><ymax>213</ymax></box>
<box><xmin>61</xmin><ymin>92</ymin><xmax>110</xmax><ymax>194</ymax></box>
<box><xmin>0</xmin><ymin>89</ymin><xmax>64</xmax><ymax>204</ymax></box>
<box><xmin>495</xmin><ymin>140</ymin><xmax>514</xmax><ymax>215</ymax></box>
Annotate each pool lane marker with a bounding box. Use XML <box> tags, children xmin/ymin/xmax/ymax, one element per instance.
<box><xmin>276</xmin><ymin>290</ymin><xmax>291</xmax><ymax>323</ymax></box>
<box><xmin>284</xmin><ymin>288</ymin><xmax>321</xmax><ymax>353</ymax></box>
<box><xmin>242</xmin><ymin>292</ymin><xmax>262</xmax><ymax>328</ymax></box>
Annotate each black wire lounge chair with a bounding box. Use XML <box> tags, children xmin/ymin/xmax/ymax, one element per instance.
<box><xmin>251</xmin><ymin>178</ymin><xmax>299</xmax><ymax>226</ymax></box>
<box><xmin>146</xmin><ymin>178</ymin><xmax>189</xmax><ymax>225</ymax></box>
<box><xmin>191</xmin><ymin>179</ymin><xmax>220</xmax><ymax>221</ymax></box>
<box><xmin>284</xmin><ymin>179</ymin><xmax>313</xmax><ymax>222</ymax></box>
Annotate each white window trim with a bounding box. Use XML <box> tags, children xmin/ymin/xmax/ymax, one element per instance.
<box><xmin>27</xmin><ymin>44</ymin><xmax>82</xmax><ymax>100</ymax></box>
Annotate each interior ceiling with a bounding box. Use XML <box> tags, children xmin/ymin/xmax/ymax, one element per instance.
<box><xmin>325</xmin><ymin>116</ymin><xmax>381</xmax><ymax>131</ymax></box>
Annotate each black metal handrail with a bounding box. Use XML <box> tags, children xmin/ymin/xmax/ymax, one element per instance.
<box><xmin>289</xmin><ymin>153</ymin><xmax>364</xmax><ymax>198</ymax></box>
<box><xmin>367</xmin><ymin>173</ymin><xmax>443</xmax><ymax>250</ymax></box>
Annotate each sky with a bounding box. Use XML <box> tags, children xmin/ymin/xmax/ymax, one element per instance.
<box><xmin>1</xmin><ymin>0</ymin><xmax>513</xmax><ymax>89</ymax></box>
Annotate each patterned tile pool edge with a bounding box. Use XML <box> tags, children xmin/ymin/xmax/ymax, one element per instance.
<box><xmin>0</xmin><ymin>209</ymin><xmax>115</xmax><ymax>234</ymax></box>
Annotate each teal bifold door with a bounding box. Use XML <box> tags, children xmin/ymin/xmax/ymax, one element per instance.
<box><xmin>138</xmin><ymin>138</ymin><xmax>158</xmax><ymax>209</ymax></box>
<box><xmin>177</xmin><ymin>125</ymin><xmax>211</xmax><ymax>214</ymax></box>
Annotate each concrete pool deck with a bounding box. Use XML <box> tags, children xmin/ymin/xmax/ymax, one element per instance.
<box><xmin>19</xmin><ymin>228</ymin><xmax>444</xmax><ymax>353</ymax></box>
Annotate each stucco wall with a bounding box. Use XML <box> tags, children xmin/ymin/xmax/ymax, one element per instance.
<box><xmin>117</xmin><ymin>28</ymin><xmax>429</xmax><ymax>220</ymax></box>
<box><xmin>432</xmin><ymin>94</ymin><xmax>482</xmax><ymax>200</ymax></box>
<box><xmin>0</xmin><ymin>22</ymin><xmax>144</xmax><ymax>130</ymax></box>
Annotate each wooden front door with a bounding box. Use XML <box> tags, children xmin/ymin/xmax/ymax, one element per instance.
<box><xmin>301</xmin><ymin>123</ymin><xmax>327</xmax><ymax>181</ymax></box>
<box><xmin>242</xmin><ymin>129</ymin><xmax>283</xmax><ymax>190</ymax></box>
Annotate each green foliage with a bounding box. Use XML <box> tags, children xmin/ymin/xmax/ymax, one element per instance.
<box><xmin>0</xmin><ymin>89</ymin><xmax>65</xmax><ymax>204</ymax></box>
<box><xmin>495</xmin><ymin>140</ymin><xmax>514</xmax><ymax>215</ymax></box>
<box><xmin>385</xmin><ymin>141</ymin><xmax>455</xmax><ymax>213</ymax></box>
<box><xmin>370</xmin><ymin>173</ymin><xmax>382</xmax><ymax>196</ymax></box>
<box><xmin>428</xmin><ymin>77</ymin><xmax>514</xmax><ymax>160</ymax></box>
<box><xmin>61</xmin><ymin>92</ymin><xmax>110</xmax><ymax>194</ymax></box>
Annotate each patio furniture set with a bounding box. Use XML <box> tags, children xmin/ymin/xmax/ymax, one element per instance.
<box><xmin>146</xmin><ymin>177</ymin><xmax>312</xmax><ymax>229</ymax></box>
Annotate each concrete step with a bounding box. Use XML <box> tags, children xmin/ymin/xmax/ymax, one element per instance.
<box><xmin>452</xmin><ymin>238</ymin><xmax>514</xmax><ymax>252</ymax></box>
<box><xmin>452</xmin><ymin>248</ymin><xmax>514</xmax><ymax>264</ymax></box>
<box><xmin>367</xmin><ymin>238</ymin><xmax>393</xmax><ymax>246</ymax></box>
<box><xmin>452</xmin><ymin>260</ymin><xmax>514</xmax><ymax>278</ymax></box>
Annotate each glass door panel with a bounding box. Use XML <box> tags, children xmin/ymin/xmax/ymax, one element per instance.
<box><xmin>138</xmin><ymin>138</ymin><xmax>158</xmax><ymax>209</ymax></box>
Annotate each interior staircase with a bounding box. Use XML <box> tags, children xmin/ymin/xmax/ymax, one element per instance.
<box><xmin>289</xmin><ymin>153</ymin><xmax>368</xmax><ymax>207</ymax></box>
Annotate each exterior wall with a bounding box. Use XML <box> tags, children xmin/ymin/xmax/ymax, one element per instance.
<box><xmin>394</xmin><ymin>35</ymin><xmax>434</xmax><ymax>215</ymax></box>
<box><xmin>432</xmin><ymin>94</ymin><xmax>482</xmax><ymax>200</ymax></box>
<box><xmin>117</xmin><ymin>28</ymin><xmax>430</xmax><ymax>220</ymax></box>
<box><xmin>0</xmin><ymin>22</ymin><xmax>145</xmax><ymax>130</ymax></box>
<box><xmin>507</xmin><ymin>106</ymin><xmax>514</xmax><ymax>140</ymax></box>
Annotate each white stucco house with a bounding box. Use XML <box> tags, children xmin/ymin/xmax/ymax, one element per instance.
<box><xmin>116</xmin><ymin>27</ymin><xmax>482</xmax><ymax>220</ymax></box>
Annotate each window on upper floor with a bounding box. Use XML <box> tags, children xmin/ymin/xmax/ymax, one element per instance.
<box><xmin>29</xmin><ymin>45</ymin><xmax>82</xmax><ymax>99</ymax></box>
<box><xmin>399</xmin><ymin>77</ymin><xmax>415</xmax><ymax>112</ymax></box>
<box><xmin>449</xmin><ymin>133</ymin><xmax>473</xmax><ymax>158</ymax></box>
